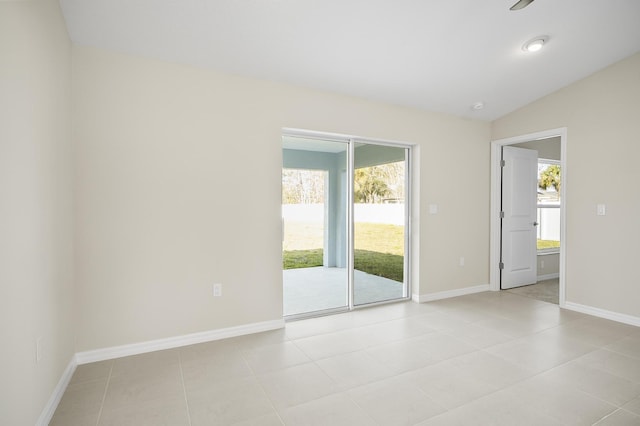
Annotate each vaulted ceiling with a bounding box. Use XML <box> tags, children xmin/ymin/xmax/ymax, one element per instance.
<box><xmin>60</xmin><ymin>0</ymin><xmax>640</xmax><ymax>121</ymax></box>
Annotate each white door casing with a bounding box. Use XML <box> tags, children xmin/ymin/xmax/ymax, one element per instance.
<box><xmin>501</xmin><ymin>146</ymin><xmax>538</xmax><ymax>289</ymax></box>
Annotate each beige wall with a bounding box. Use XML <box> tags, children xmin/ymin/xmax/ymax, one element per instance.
<box><xmin>73</xmin><ymin>46</ymin><xmax>491</xmax><ymax>351</ymax></box>
<box><xmin>0</xmin><ymin>0</ymin><xmax>74</xmax><ymax>424</ymax></box>
<box><xmin>493</xmin><ymin>53</ymin><xmax>640</xmax><ymax>318</ymax></box>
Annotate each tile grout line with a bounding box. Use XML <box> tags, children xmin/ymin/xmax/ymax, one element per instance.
<box><xmin>619</xmin><ymin>406</ymin><xmax>640</xmax><ymax>418</ymax></box>
<box><xmin>94</xmin><ymin>362</ymin><xmax>113</xmax><ymax>426</ymax></box>
<box><xmin>477</xmin><ymin>339</ymin><xmax>638</xmax><ymax>419</ymax></box>
<box><xmin>343</xmin><ymin>391</ymin><xmax>385</xmax><ymax>426</ymax></box>
<box><xmin>178</xmin><ymin>351</ymin><xmax>193</xmax><ymax>426</ymax></box>
<box><xmin>243</xmin><ymin>351</ymin><xmax>288</xmax><ymax>425</ymax></box>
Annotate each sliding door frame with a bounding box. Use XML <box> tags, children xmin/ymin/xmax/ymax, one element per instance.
<box><xmin>283</xmin><ymin>128</ymin><xmax>413</xmax><ymax>317</ymax></box>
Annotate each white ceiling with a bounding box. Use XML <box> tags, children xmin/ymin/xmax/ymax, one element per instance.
<box><xmin>59</xmin><ymin>0</ymin><xmax>640</xmax><ymax>121</ymax></box>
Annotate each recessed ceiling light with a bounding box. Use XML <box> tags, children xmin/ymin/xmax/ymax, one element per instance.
<box><xmin>522</xmin><ymin>36</ymin><xmax>549</xmax><ymax>52</ymax></box>
<box><xmin>471</xmin><ymin>101</ymin><xmax>485</xmax><ymax>110</ymax></box>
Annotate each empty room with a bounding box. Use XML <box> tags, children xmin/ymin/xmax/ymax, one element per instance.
<box><xmin>2</xmin><ymin>0</ymin><xmax>640</xmax><ymax>425</ymax></box>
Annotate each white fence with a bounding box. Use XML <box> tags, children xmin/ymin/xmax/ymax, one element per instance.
<box><xmin>537</xmin><ymin>206</ymin><xmax>560</xmax><ymax>241</ymax></box>
<box><xmin>283</xmin><ymin>203</ymin><xmax>406</xmax><ymax>226</ymax></box>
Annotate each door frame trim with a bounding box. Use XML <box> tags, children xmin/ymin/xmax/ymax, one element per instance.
<box><xmin>489</xmin><ymin>128</ymin><xmax>567</xmax><ymax>307</ymax></box>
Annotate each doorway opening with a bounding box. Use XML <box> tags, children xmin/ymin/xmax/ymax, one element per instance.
<box><xmin>490</xmin><ymin>129</ymin><xmax>566</xmax><ymax>306</ymax></box>
<box><xmin>282</xmin><ymin>130</ymin><xmax>411</xmax><ymax>318</ymax></box>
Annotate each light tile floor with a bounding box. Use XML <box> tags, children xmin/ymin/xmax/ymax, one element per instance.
<box><xmin>505</xmin><ymin>278</ymin><xmax>560</xmax><ymax>305</ymax></box>
<box><xmin>51</xmin><ymin>291</ymin><xmax>640</xmax><ymax>425</ymax></box>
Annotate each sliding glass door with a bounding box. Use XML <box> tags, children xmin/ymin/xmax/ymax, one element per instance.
<box><xmin>353</xmin><ymin>144</ymin><xmax>409</xmax><ymax>305</ymax></box>
<box><xmin>282</xmin><ymin>137</ymin><xmax>348</xmax><ymax>317</ymax></box>
<box><xmin>282</xmin><ymin>133</ymin><xmax>410</xmax><ymax>318</ymax></box>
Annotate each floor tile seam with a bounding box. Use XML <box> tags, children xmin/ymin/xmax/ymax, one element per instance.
<box><xmin>412</xmin><ymin>382</ymin><xmax>508</xmax><ymax>414</ymax></box>
<box><xmin>496</xmin><ymin>320</ymin><xmax>609</xmax><ymax>350</ymax></box>
<box><xmin>285</xmin><ymin>327</ymin><xmax>353</xmax><ymax>341</ymax></box>
<box><xmin>288</xmin><ymin>338</ymin><xmax>330</xmax><ymax>362</ymax></box>
<box><xmin>398</xmin><ymin>354</ymin><xmax>457</xmax><ymax>379</ymax></box>
<box><xmin>416</xmin><ymin>381</ymin><xmax>561</xmax><ymax>424</ymax></box>
<box><xmin>460</xmin><ymin>374</ymin><xmax>615</xmax><ymax>426</ymax></box>
<box><xmin>578</xmin><ymin>354</ymin><xmax>640</xmax><ymax>386</ymax></box>
<box><xmin>288</xmin><ymin>333</ymin><xmax>389</xmax><ymax>362</ymax></box>
<box><xmin>240</xmin><ymin>346</ymin><xmax>316</xmax><ymax>376</ymax></box>
<box><xmin>576</xmin><ymin>405</ymin><xmax>622</xmax><ymax>426</ymax></box>
<box><xmin>238</xmin><ymin>347</ymin><xmax>261</xmax><ymax>376</ymax></box>
<box><xmin>477</xmin><ymin>345</ymin><xmax>582</xmax><ymax>383</ymax></box>
<box><xmin>591</xmin><ymin>410</ymin><xmax>619</xmax><ymax>426</ymax></box>
<box><xmin>559</xmin><ymin>358</ymin><xmax>640</xmax><ymax>387</ymax></box>
<box><xmin>409</xmin><ymin>382</ymin><xmax>451</xmax><ymax>415</ymax></box>
<box><xmin>183</xmin><ymin>349</ymin><xmax>279</xmax><ymax>420</ymax></box>
<box><xmin>94</xmin><ymin>361</ymin><xmax>113</xmax><ymax>426</ymax></box>
<box><xmin>255</xmin><ymin>371</ymin><xmax>332</xmax><ymax>425</ymax></box>
<box><xmin>217</xmin><ymin>372</ymin><xmax>285</xmax><ymax>426</ymax></box>
<box><xmin>177</xmin><ymin>351</ymin><xmax>193</xmax><ymax>426</ymax></box>
<box><xmin>500</xmin><ymin>354</ymin><xmax>636</xmax><ymax>411</ymax></box>
<box><xmin>454</xmin><ymin>347</ymin><xmax>548</xmax><ymax>388</ymax></box>
<box><xmin>339</xmin><ymin>391</ymin><xmax>386</xmax><ymax>426</ymax></box>
<box><xmin>287</xmin><ymin>323</ymin><xmax>367</xmax><ymax>342</ymax></box>
<box><xmin>356</xmin><ymin>330</ymin><xmax>442</xmax><ymax>352</ymax></box>
<box><xmin>619</xmin><ymin>406</ymin><xmax>640</xmax><ymax>417</ymax></box>
<box><xmin>271</xmin><ymin>385</ymin><xmax>385</xmax><ymax>425</ymax></box>
<box><xmin>601</xmin><ymin>344</ymin><xmax>640</xmax><ymax>363</ymax></box>
<box><xmin>535</xmin><ymin>357</ymin><xmax>634</xmax><ymax>408</ymax></box>
<box><xmin>312</xmin><ymin>356</ymin><xmax>401</xmax><ymax>392</ymax></box>
<box><xmin>571</xmin><ymin>384</ymin><xmax>640</xmax><ymax>412</ymax></box>
<box><xmin>469</xmin><ymin>346</ymin><xmax>538</xmax><ymax>375</ymax></box>
<box><xmin>468</xmin><ymin>323</ymin><xmax>533</xmax><ymax>345</ymax></box>
<box><xmin>577</xmin><ymin>347</ymin><xmax>640</xmax><ymax>378</ymax></box>
<box><xmin>578</xmin><ymin>362</ymin><xmax>640</xmax><ymax>386</ymax></box>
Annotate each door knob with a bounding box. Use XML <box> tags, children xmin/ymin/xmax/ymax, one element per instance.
<box><xmin>533</xmin><ymin>221</ymin><xmax>539</xmax><ymax>226</ymax></box>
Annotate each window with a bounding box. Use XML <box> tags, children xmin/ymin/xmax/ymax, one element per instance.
<box><xmin>537</xmin><ymin>160</ymin><xmax>560</xmax><ymax>252</ymax></box>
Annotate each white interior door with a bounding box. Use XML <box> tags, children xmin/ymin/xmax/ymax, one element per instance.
<box><xmin>501</xmin><ymin>146</ymin><xmax>538</xmax><ymax>289</ymax></box>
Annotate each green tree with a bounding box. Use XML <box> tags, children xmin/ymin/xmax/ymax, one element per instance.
<box><xmin>354</xmin><ymin>167</ymin><xmax>390</xmax><ymax>203</ymax></box>
<box><xmin>539</xmin><ymin>164</ymin><xmax>561</xmax><ymax>192</ymax></box>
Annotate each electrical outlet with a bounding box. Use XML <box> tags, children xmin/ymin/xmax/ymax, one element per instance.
<box><xmin>459</xmin><ymin>257</ymin><xmax>465</xmax><ymax>267</ymax></box>
<box><xmin>213</xmin><ymin>283</ymin><xmax>222</xmax><ymax>297</ymax></box>
<box><xmin>36</xmin><ymin>337</ymin><xmax>43</xmax><ymax>363</ymax></box>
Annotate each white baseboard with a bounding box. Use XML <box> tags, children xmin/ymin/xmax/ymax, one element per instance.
<box><xmin>537</xmin><ymin>273</ymin><xmax>559</xmax><ymax>281</ymax></box>
<box><xmin>36</xmin><ymin>357</ymin><xmax>77</xmax><ymax>426</ymax></box>
<box><xmin>413</xmin><ymin>284</ymin><xmax>490</xmax><ymax>303</ymax></box>
<box><xmin>75</xmin><ymin>319</ymin><xmax>286</xmax><ymax>365</ymax></box>
<box><xmin>564</xmin><ymin>302</ymin><xmax>640</xmax><ymax>327</ymax></box>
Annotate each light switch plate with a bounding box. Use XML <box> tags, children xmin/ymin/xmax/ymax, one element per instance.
<box><xmin>597</xmin><ymin>204</ymin><xmax>606</xmax><ymax>216</ymax></box>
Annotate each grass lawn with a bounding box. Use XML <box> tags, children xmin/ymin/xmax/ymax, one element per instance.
<box><xmin>283</xmin><ymin>222</ymin><xmax>404</xmax><ymax>282</ymax></box>
<box><xmin>537</xmin><ymin>239</ymin><xmax>560</xmax><ymax>250</ymax></box>
<box><xmin>284</xmin><ymin>223</ymin><xmax>557</xmax><ymax>282</ymax></box>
